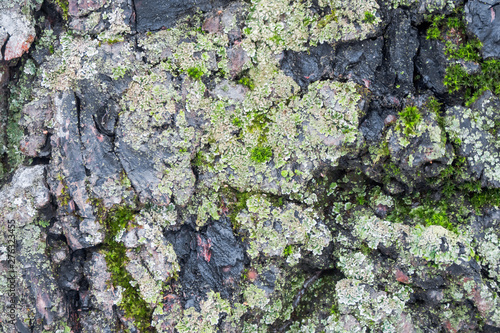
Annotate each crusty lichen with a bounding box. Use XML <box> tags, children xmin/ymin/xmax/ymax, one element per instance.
<box><xmin>445</xmin><ymin>93</ymin><xmax>500</xmax><ymax>187</ymax></box>
<box><xmin>175</xmin><ymin>291</ymin><xmax>234</xmax><ymax>332</ymax></box>
<box><xmin>235</xmin><ymin>194</ymin><xmax>332</xmax><ymax>263</ymax></box>
<box><xmin>330</xmin><ymin>278</ymin><xmax>411</xmax><ymax>331</ymax></box>
<box><xmin>243</xmin><ymin>0</ymin><xmax>380</xmax><ymax>53</ymax></box>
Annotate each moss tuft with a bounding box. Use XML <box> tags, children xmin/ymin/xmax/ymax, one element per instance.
<box><xmin>187</xmin><ymin>67</ymin><xmax>204</xmax><ymax>80</ymax></box>
<box><xmin>238</xmin><ymin>76</ymin><xmax>255</xmax><ymax>90</ymax></box>
<box><xmin>54</xmin><ymin>0</ymin><xmax>69</xmax><ymax>20</ymax></box>
<box><xmin>444</xmin><ymin>60</ymin><xmax>500</xmax><ymax>106</ymax></box>
<box><xmin>250</xmin><ymin>146</ymin><xmax>272</xmax><ymax>163</ymax></box>
<box><xmin>363</xmin><ymin>12</ymin><xmax>376</xmax><ymax>24</ymax></box>
<box><xmin>398</xmin><ymin>106</ymin><xmax>421</xmax><ymax>135</ymax></box>
<box><xmin>102</xmin><ymin>206</ymin><xmax>154</xmax><ymax>331</ymax></box>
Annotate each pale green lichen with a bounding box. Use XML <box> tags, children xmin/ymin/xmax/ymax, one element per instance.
<box><xmin>202</xmin><ymin>79</ymin><xmax>365</xmax><ymax>203</ymax></box>
<box><xmin>244</xmin><ymin>284</ymin><xmax>270</xmax><ymax>309</ymax></box>
<box><xmin>445</xmin><ymin>96</ymin><xmax>500</xmax><ymax>187</ymax></box>
<box><xmin>388</xmin><ymin>0</ymin><xmax>455</xmax><ymax>12</ymax></box>
<box><xmin>40</xmin><ymin>33</ymin><xmax>100</xmax><ymax>91</ymax></box>
<box><xmin>175</xmin><ymin>291</ymin><xmax>237</xmax><ymax>332</ymax></box>
<box><xmin>476</xmin><ymin>231</ymin><xmax>500</xmax><ymax>279</ymax></box>
<box><xmin>368</xmin><ymin>186</ymin><xmax>394</xmax><ymax>209</ymax></box>
<box><xmin>337</xmin><ymin>252</ymin><xmax>375</xmax><ymax>284</ymax></box>
<box><xmin>236</xmin><ymin>194</ymin><xmax>331</xmax><ymax>261</ymax></box>
<box><xmin>351</xmin><ymin>210</ymin><xmax>474</xmax><ymax>265</ymax></box>
<box><xmin>97</xmin><ymin>8</ymin><xmax>131</xmax><ymax>43</ymax></box>
<box><xmin>328</xmin><ymin>279</ymin><xmax>411</xmax><ymax>332</ymax></box>
<box><xmin>243</xmin><ymin>0</ymin><xmax>380</xmax><ymax>53</ymax></box>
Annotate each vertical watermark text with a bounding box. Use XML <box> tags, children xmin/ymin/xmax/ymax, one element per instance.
<box><xmin>6</xmin><ymin>219</ymin><xmax>16</xmax><ymax>325</ymax></box>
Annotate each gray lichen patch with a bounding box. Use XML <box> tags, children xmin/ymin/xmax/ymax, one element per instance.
<box><xmin>236</xmin><ymin>194</ymin><xmax>332</xmax><ymax>263</ymax></box>
<box><xmin>201</xmin><ymin>79</ymin><xmax>366</xmax><ymax>204</ymax></box>
<box><xmin>0</xmin><ymin>165</ymin><xmax>49</xmax><ymax>225</ymax></box>
<box><xmin>243</xmin><ymin>0</ymin><xmax>381</xmax><ymax>53</ymax></box>
<box><xmin>445</xmin><ymin>91</ymin><xmax>500</xmax><ymax>187</ymax></box>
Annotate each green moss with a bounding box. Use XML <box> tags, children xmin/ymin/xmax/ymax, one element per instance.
<box><xmin>359</xmin><ymin>243</ymin><xmax>372</xmax><ymax>256</ymax></box>
<box><xmin>414</xmin><ymin>205</ymin><xmax>458</xmax><ymax>234</ymax></box>
<box><xmin>232</xmin><ymin>117</ymin><xmax>243</xmax><ymax>128</ymax></box>
<box><xmin>226</xmin><ymin>190</ymin><xmax>252</xmax><ymax>229</ymax></box>
<box><xmin>192</xmin><ymin>151</ymin><xmax>209</xmax><ymax>168</ymax></box>
<box><xmin>317</xmin><ymin>10</ymin><xmax>338</xmax><ymax>28</ymax></box>
<box><xmin>249</xmin><ymin>113</ymin><xmax>271</xmax><ymax>133</ymax></box>
<box><xmin>469</xmin><ymin>189</ymin><xmax>500</xmax><ymax>210</ymax></box>
<box><xmin>187</xmin><ymin>67</ymin><xmax>204</xmax><ymax>80</ymax></box>
<box><xmin>102</xmin><ymin>36</ymin><xmax>125</xmax><ymax>44</ymax></box>
<box><xmin>447</xmin><ymin>17</ymin><xmax>462</xmax><ymax>30</ymax></box>
<box><xmin>426</xmin><ymin>14</ymin><xmax>444</xmax><ymax>40</ymax></box>
<box><xmin>102</xmin><ymin>206</ymin><xmax>154</xmax><ymax>332</ymax></box>
<box><xmin>363</xmin><ymin>12</ymin><xmax>376</xmax><ymax>24</ymax></box>
<box><xmin>426</xmin><ymin>96</ymin><xmax>442</xmax><ymax>115</ymax></box>
<box><xmin>387</xmin><ymin>162</ymin><xmax>402</xmax><ymax>176</ymax></box>
<box><xmin>283</xmin><ymin>245</ymin><xmax>293</xmax><ymax>257</ymax></box>
<box><xmin>104</xmin><ymin>206</ymin><xmax>134</xmax><ymax>242</ymax></box>
<box><xmin>54</xmin><ymin>0</ymin><xmax>69</xmax><ymax>20</ymax></box>
<box><xmin>238</xmin><ymin>76</ymin><xmax>255</xmax><ymax>90</ymax></box>
<box><xmin>398</xmin><ymin>106</ymin><xmax>421</xmax><ymax>135</ymax></box>
<box><xmin>427</xmin><ymin>26</ymin><xmax>441</xmax><ymax>40</ymax></box>
<box><xmin>444</xmin><ymin>60</ymin><xmax>500</xmax><ymax>106</ymax></box>
<box><xmin>425</xmin><ymin>11</ymin><xmax>500</xmax><ymax>106</ymax></box>
<box><xmin>445</xmin><ymin>38</ymin><xmax>482</xmax><ymax>62</ymax></box>
<box><xmin>36</xmin><ymin>219</ymin><xmax>51</xmax><ymax>228</ymax></box>
<box><xmin>388</xmin><ymin>148</ymin><xmax>500</xmax><ymax>232</ymax></box>
<box><xmin>250</xmin><ymin>146</ymin><xmax>272</xmax><ymax>163</ymax></box>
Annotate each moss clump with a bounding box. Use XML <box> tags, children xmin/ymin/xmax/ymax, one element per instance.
<box><xmin>317</xmin><ymin>10</ymin><xmax>338</xmax><ymax>28</ymax></box>
<box><xmin>102</xmin><ymin>206</ymin><xmax>153</xmax><ymax>332</ymax></box>
<box><xmin>425</xmin><ymin>10</ymin><xmax>500</xmax><ymax>106</ymax></box>
<box><xmin>398</xmin><ymin>106</ymin><xmax>421</xmax><ymax>135</ymax></box>
<box><xmin>416</xmin><ymin>205</ymin><xmax>457</xmax><ymax>234</ymax></box>
<box><xmin>388</xmin><ymin>150</ymin><xmax>500</xmax><ymax>233</ymax></box>
<box><xmin>445</xmin><ymin>38</ymin><xmax>482</xmax><ymax>62</ymax></box>
<box><xmin>469</xmin><ymin>188</ymin><xmax>500</xmax><ymax>210</ymax></box>
<box><xmin>426</xmin><ymin>96</ymin><xmax>442</xmax><ymax>115</ymax></box>
<box><xmin>54</xmin><ymin>0</ymin><xmax>69</xmax><ymax>20</ymax></box>
<box><xmin>426</xmin><ymin>26</ymin><xmax>441</xmax><ymax>40</ymax></box>
<box><xmin>232</xmin><ymin>117</ymin><xmax>243</xmax><ymax>128</ymax></box>
<box><xmin>250</xmin><ymin>146</ymin><xmax>272</xmax><ymax>163</ymax></box>
<box><xmin>426</xmin><ymin>14</ymin><xmax>444</xmax><ymax>40</ymax></box>
<box><xmin>283</xmin><ymin>245</ymin><xmax>293</xmax><ymax>257</ymax></box>
<box><xmin>58</xmin><ymin>179</ymin><xmax>71</xmax><ymax>207</ymax></box>
<box><xmin>103</xmin><ymin>37</ymin><xmax>125</xmax><ymax>45</ymax></box>
<box><xmin>444</xmin><ymin>60</ymin><xmax>500</xmax><ymax>106</ymax></box>
<box><xmin>238</xmin><ymin>76</ymin><xmax>255</xmax><ymax>90</ymax></box>
<box><xmin>192</xmin><ymin>151</ymin><xmax>209</xmax><ymax>168</ymax></box>
<box><xmin>187</xmin><ymin>67</ymin><xmax>204</xmax><ymax>80</ymax></box>
<box><xmin>363</xmin><ymin>12</ymin><xmax>376</xmax><ymax>24</ymax></box>
<box><xmin>36</xmin><ymin>219</ymin><xmax>51</xmax><ymax>228</ymax></box>
<box><xmin>225</xmin><ymin>190</ymin><xmax>252</xmax><ymax>229</ymax></box>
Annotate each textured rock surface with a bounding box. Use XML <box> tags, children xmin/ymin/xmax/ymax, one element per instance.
<box><xmin>1</xmin><ymin>0</ymin><xmax>500</xmax><ymax>332</ymax></box>
<box><xmin>135</xmin><ymin>0</ymin><xmax>236</xmax><ymax>32</ymax></box>
<box><xmin>0</xmin><ymin>9</ymin><xmax>36</xmax><ymax>61</ymax></box>
<box><xmin>465</xmin><ymin>0</ymin><xmax>500</xmax><ymax>59</ymax></box>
